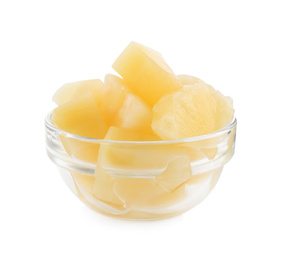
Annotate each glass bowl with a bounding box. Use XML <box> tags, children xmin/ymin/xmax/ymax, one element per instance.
<box><xmin>45</xmin><ymin>112</ymin><xmax>237</xmax><ymax>220</ymax></box>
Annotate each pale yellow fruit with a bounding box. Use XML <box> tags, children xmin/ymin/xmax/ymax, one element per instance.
<box><xmin>52</xmin><ymin>92</ymin><xmax>108</xmax><ymax>164</ymax></box>
<box><xmin>90</xmin><ymin>127</ymin><xmax>160</xmax><ymax>208</ymax></box>
<box><xmin>60</xmin><ymin>137</ymin><xmax>100</xmax><ymax>164</ymax></box>
<box><xmin>113</xmin><ymin>93</ymin><xmax>152</xmax><ymax>133</ymax></box>
<box><xmin>155</xmin><ymin>157</ymin><xmax>191</xmax><ymax>192</ymax></box>
<box><xmin>52</xmin><ymin>91</ymin><xmax>108</xmax><ymax>139</ymax></box>
<box><xmin>100</xmin><ymin>74</ymin><xmax>129</xmax><ymax>125</ymax></box>
<box><xmin>112</xmin><ymin>42</ymin><xmax>182</xmax><ymax>106</ymax></box>
<box><xmin>52</xmin><ymin>79</ymin><xmax>104</xmax><ymax>106</ymax></box>
<box><xmin>91</xmin><ymin>164</ymin><xmax>125</xmax><ymax>209</ymax></box>
<box><xmin>152</xmin><ymin>83</ymin><xmax>234</xmax><ymax>139</ymax></box>
<box><xmin>90</xmin><ymin>127</ymin><xmax>192</xmax><ymax>209</ymax></box>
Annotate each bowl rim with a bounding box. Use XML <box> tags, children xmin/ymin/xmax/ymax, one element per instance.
<box><xmin>45</xmin><ymin>111</ymin><xmax>237</xmax><ymax>144</ymax></box>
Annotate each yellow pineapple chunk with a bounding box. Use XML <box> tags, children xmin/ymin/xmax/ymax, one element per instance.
<box><xmin>52</xmin><ymin>79</ymin><xmax>104</xmax><ymax>106</ymax></box>
<box><xmin>91</xmin><ymin>164</ymin><xmax>125</xmax><ymax>209</ymax></box>
<box><xmin>52</xmin><ymin>91</ymin><xmax>107</xmax><ymax>138</ymax></box>
<box><xmin>152</xmin><ymin>82</ymin><xmax>234</xmax><ymax>139</ymax></box>
<box><xmin>89</xmin><ymin>127</ymin><xmax>160</xmax><ymax>209</ymax></box>
<box><xmin>112</xmin><ymin>42</ymin><xmax>182</xmax><ymax>106</ymax></box>
<box><xmin>155</xmin><ymin>157</ymin><xmax>191</xmax><ymax>192</ymax></box>
<box><xmin>100</xmin><ymin>127</ymin><xmax>161</xmax><ymax>174</ymax></box>
<box><xmin>100</xmin><ymin>74</ymin><xmax>129</xmax><ymax>125</ymax></box>
<box><xmin>90</xmin><ymin>127</ymin><xmax>191</xmax><ymax>209</ymax></box>
<box><xmin>52</xmin><ymin>92</ymin><xmax>108</xmax><ymax>163</ymax></box>
<box><xmin>60</xmin><ymin>137</ymin><xmax>100</xmax><ymax>164</ymax></box>
<box><xmin>215</xmin><ymin>91</ymin><xmax>234</xmax><ymax>129</ymax></box>
<box><xmin>113</xmin><ymin>93</ymin><xmax>152</xmax><ymax>133</ymax></box>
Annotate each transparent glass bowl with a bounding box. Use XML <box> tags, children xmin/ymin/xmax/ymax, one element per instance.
<box><xmin>45</xmin><ymin>112</ymin><xmax>236</xmax><ymax>220</ymax></box>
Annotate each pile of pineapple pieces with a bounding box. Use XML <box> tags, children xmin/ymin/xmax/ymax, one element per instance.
<box><xmin>51</xmin><ymin>42</ymin><xmax>234</xmax><ymax>212</ymax></box>
<box><xmin>52</xmin><ymin>42</ymin><xmax>234</xmax><ymax>141</ymax></box>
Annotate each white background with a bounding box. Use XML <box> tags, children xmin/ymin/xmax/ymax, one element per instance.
<box><xmin>1</xmin><ymin>1</ymin><xmax>283</xmax><ymax>259</ymax></box>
